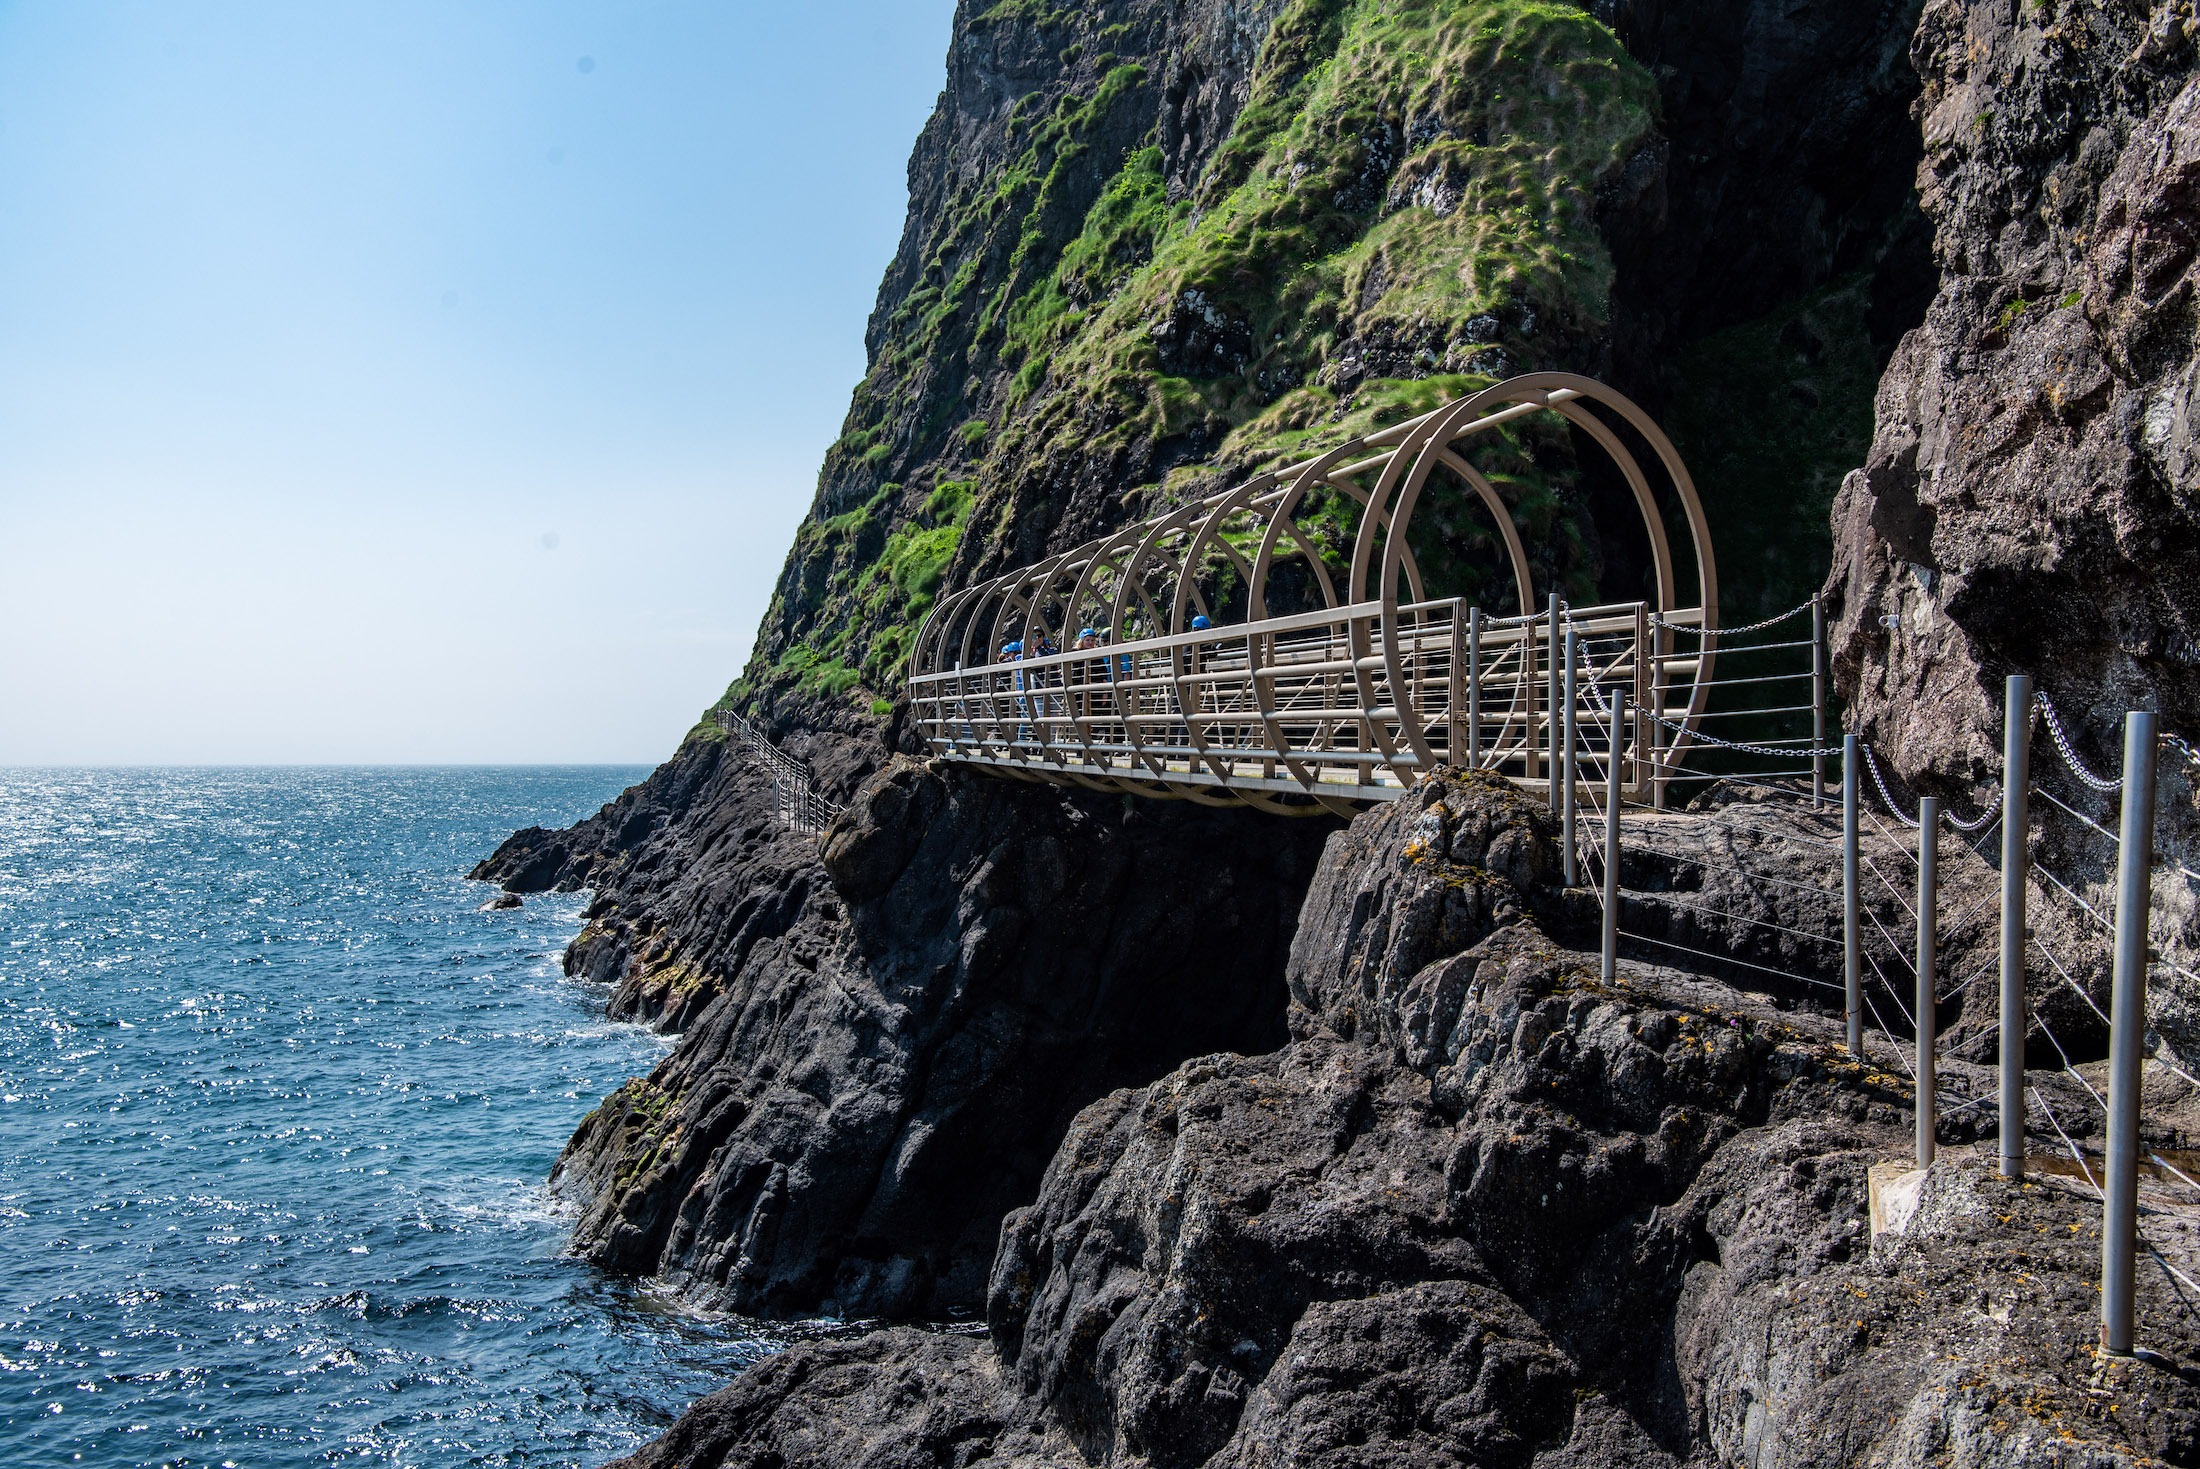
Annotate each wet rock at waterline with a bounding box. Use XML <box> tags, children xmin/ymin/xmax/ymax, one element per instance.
<box><xmin>489</xmin><ymin>755</ymin><xmax>1332</xmax><ymax>1320</ymax></box>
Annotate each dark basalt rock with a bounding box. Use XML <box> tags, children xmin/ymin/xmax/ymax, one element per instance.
<box><xmin>603</xmin><ymin>1329</ymin><xmax>1008</xmax><ymax>1469</ymax></box>
<box><xmin>612</xmin><ymin>775</ymin><xmax>2200</xmax><ymax>1468</ymax></box>
<box><xmin>474</xmin><ymin>0</ymin><xmax>2200</xmax><ymax>1461</ymax></box>
<box><xmin>543</xmin><ymin>757</ymin><xmax>1334</xmax><ymax>1320</ymax></box>
<box><xmin>1822</xmin><ymin>0</ymin><xmax>2200</xmax><ymax>1061</ymax></box>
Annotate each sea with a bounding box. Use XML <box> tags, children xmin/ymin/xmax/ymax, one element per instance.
<box><xmin>0</xmin><ymin>768</ymin><xmax>792</xmax><ymax>1468</ymax></box>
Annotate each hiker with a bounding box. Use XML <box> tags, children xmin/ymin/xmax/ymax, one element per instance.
<box><xmin>1034</xmin><ymin>632</ymin><xmax>1061</xmax><ymax>722</ymax></box>
<box><xmin>1186</xmin><ymin>614</ymin><xmax>1222</xmax><ymax>734</ymax></box>
<box><xmin>1185</xmin><ymin>613</ymin><xmax>1214</xmax><ymax>691</ymax></box>
<box><xmin>1072</xmin><ymin>628</ymin><xmax>1100</xmax><ymax>718</ymax></box>
<box><xmin>1001</xmin><ymin>641</ymin><xmax>1030</xmax><ymax>743</ymax></box>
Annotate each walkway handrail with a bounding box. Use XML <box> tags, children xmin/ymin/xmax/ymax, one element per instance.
<box><xmin>909</xmin><ymin>373</ymin><xmax>1718</xmax><ymax>753</ymax></box>
<box><xmin>720</xmin><ymin>710</ymin><xmax>842</xmax><ymax>836</ymax></box>
<box><xmin>907</xmin><ymin>373</ymin><xmax>1722</xmax><ymax>815</ymax></box>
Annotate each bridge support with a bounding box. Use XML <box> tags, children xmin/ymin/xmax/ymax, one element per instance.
<box><xmin>1999</xmin><ymin>675</ymin><xmax>2032</xmax><ymax>1180</ymax></box>
<box><xmin>2103</xmin><ymin>709</ymin><xmax>2157</xmax><ymax>1356</ymax></box>
<box><xmin>1843</xmin><ymin>734</ymin><xmax>1863</xmax><ymax>1057</ymax></box>
<box><xmin>1563</xmin><ymin>620</ymin><xmax>1578</xmax><ymax>885</ymax></box>
<box><xmin>1602</xmin><ymin>690</ymin><xmax>1624</xmax><ymax>981</ymax></box>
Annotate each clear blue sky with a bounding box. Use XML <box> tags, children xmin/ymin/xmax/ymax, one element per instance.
<box><xmin>0</xmin><ymin>0</ymin><xmax>957</xmax><ymax>764</ymax></box>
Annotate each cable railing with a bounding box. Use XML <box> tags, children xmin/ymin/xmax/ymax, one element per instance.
<box><xmin>908</xmin><ymin>594</ymin><xmax>1728</xmax><ymax>815</ymax></box>
<box><xmin>719</xmin><ymin>710</ymin><xmax>843</xmax><ymax>837</ymax></box>
<box><xmin>919</xmin><ymin>569</ymin><xmax>2196</xmax><ymax>1353</ymax></box>
<box><xmin>1558</xmin><ymin>636</ymin><xmax>2200</xmax><ymax>1360</ymax></box>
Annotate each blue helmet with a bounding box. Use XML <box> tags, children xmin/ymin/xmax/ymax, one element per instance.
<box><xmin>1190</xmin><ymin>615</ymin><xmax>1213</xmax><ymax>630</ymax></box>
<box><xmin>1078</xmin><ymin>627</ymin><xmax>1096</xmax><ymax>639</ymax></box>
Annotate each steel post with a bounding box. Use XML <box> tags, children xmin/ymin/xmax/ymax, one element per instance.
<box><xmin>2000</xmin><ymin>675</ymin><xmax>2033</xmax><ymax>1180</ymax></box>
<box><xmin>1547</xmin><ymin>594</ymin><xmax>1561</xmax><ymax>809</ymax></box>
<box><xmin>1468</xmin><ymin>607</ymin><xmax>1482</xmax><ymax>769</ymax></box>
<box><xmin>2103</xmin><ymin>709</ymin><xmax>2157</xmax><ymax>1356</ymax></box>
<box><xmin>1917</xmin><ymin>796</ymin><xmax>1940</xmax><ymax>1168</ymax></box>
<box><xmin>1651</xmin><ymin>615</ymin><xmax>1670</xmax><ymax>812</ymax></box>
<box><xmin>1603</xmin><ymin>690</ymin><xmax>1624</xmax><ymax>981</ymax></box>
<box><xmin>1563</xmin><ymin>622</ymin><xmax>1578</xmax><ymax>885</ymax></box>
<box><xmin>1812</xmin><ymin>597</ymin><xmax>1828</xmax><ymax>809</ymax></box>
<box><xmin>1844</xmin><ymin>734</ymin><xmax>1863</xmax><ymax>1056</ymax></box>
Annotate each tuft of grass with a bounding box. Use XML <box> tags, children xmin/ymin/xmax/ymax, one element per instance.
<box><xmin>737</xmin><ymin>0</ymin><xmax>1666</xmax><ymax>719</ymax></box>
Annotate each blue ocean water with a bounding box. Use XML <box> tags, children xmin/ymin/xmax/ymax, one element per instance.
<box><xmin>0</xmin><ymin>768</ymin><xmax>785</xmax><ymax>1468</ymax></box>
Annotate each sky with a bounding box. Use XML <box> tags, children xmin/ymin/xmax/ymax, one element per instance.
<box><xmin>0</xmin><ymin>0</ymin><xmax>958</xmax><ymax>764</ymax></box>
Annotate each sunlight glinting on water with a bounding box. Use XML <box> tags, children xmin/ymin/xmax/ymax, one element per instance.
<box><xmin>0</xmin><ymin>768</ymin><xmax>785</xmax><ymax>1468</ymax></box>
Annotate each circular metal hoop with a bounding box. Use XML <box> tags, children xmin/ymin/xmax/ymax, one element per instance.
<box><xmin>906</xmin><ymin>372</ymin><xmax>1718</xmax><ymax>809</ymax></box>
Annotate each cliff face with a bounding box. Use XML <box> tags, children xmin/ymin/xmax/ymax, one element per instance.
<box><xmin>463</xmin><ymin>0</ymin><xmax>2200</xmax><ymax>1461</ymax></box>
<box><xmin>720</xmin><ymin>0</ymin><xmax>1928</xmax><ymax>736</ymax></box>
<box><xmin>604</xmin><ymin>778</ymin><xmax>2200</xmax><ymax>1469</ymax></box>
<box><xmin>1824</xmin><ymin>0</ymin><xmax>2200</xmax><ymax>1060</ymax></box>
<box><xmin>469</xmin><ymin>0</ymin><xmax>1945</xmax><ymax>1329</ymax></box>
<box><xmin>493</xmin><ymin>759</ymin><xmax>1329</xmax><ymax>1321</ymax></box>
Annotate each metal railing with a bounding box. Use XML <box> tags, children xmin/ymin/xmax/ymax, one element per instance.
<box><xmin>720</xmin><ymin>710</ymin><xmax>842</xmax><ymax>836</ymax></box>
<box><xmin>912</xmin><ymin>553</ymin><xmax>2200</xmax><ymax>1355</ymax></box>
<box><xmin>1568</xmin><ymin>656</ymin><xmax>2200</xmax><ymax>1361</ymax></box>
<box><xmin>905</xmin><ymin>371</ymin><xmax>1722</xmax><ymax>817</ymax></box>
<box><xmin>907</xmin><ymin>596</ymin><xmax>1761</xmax><ymax>815</ymax></box>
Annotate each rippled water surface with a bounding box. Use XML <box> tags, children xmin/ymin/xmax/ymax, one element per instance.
<box><xmin>0</xmin><ymin>768</ymin><xmax>786</xmax><ymax>1468</ymax></box>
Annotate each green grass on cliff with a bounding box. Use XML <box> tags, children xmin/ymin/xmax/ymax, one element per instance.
<box><xmin>1004</xmin><ymin>0</ymin><xmax>1655</xmax><ymax>456</ymax></box>
<box><xmin>737</xmin><ymin>0</ymin><xmax>1662</xmax><ymax>715</ymax></box>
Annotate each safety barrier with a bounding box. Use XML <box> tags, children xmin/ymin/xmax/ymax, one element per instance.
<box><xmin>1559</xmin><ymin>626</ymin><xmax>2200</xmax><ymax>1359</ymax></box>
<box><xmin>720</xmin><ymin>710</ymin><xmax>842</xmax><ymax>836</ymax></box>
<box><xmin>907</xmin><ymin>372</ymin><xmax>1721</xmax><ymax>815</ymax></box>
<box><xmin>908</xmin><ymin>595</ymin><xmax>1742</xmax><ymax>815</ymax></box>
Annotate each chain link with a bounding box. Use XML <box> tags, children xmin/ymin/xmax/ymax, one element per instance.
<box><xmin>1648</xmin><ymin>599</ymin><xmax>1817</xmax><ymax>637</ymax></box>
<box><xmin>1861</xmin><ymin>743</ymin><xmax>1921</xmax><ymax>829</ymax></box>
<box><xmin>1635</xmin><ymin>701</ymin><xmax>1845</xmax><ymax>760</ymax></box>
<box><xmin>2034</xmin><ymin>690</ymin><xmax>2124</xmax><ymax>792</ymax></box>
<box><xmin>1855</xmin><ymin>741</ymin><xmax>1998</xmax><ymax>832</ymax></box>
<box><xmin>1947</xmin><ymin>798</ymin><xmax>2001</xmax><ymax>832</ymax></box>
<box><xmin>2162</xmin><ymin>731</ymin><xmax>2200</xmax><ymax>780</ymax></box>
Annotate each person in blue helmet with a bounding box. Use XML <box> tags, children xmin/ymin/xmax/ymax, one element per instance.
<box><xmin>1182</xmin><ymin>614</ymin><xmax>1216</xmax><ymax>725</ymax></box>
<box><xmin>1071</xmin><ymin>627</ymin><xmax>1100</xmax><ymax>718</ymax></box>
<box><xmin>1002</xmin><ymin>640</ymin><xmax>1030</xmax><ymax>741</ymax></box>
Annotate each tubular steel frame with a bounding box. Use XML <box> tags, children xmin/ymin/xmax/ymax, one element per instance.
<box><xmin>905</xmin><ymin>373</ymin><xmax>1719</xmax><ymax>813</ymax></box>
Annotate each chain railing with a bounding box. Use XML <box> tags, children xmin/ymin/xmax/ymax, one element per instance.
<box><xmin>1564</xmin><ymin>651</ymin><xmax>2200</xmax><ymax>1361</ymax></box>
<box><xmin>720</xmin><ymin>710</ymin><xmax>843</xmax><ymax>837</ymax></box>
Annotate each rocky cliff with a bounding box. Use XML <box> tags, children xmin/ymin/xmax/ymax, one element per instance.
<box><xmin>600</xmin><ymin>776</ymin><xmax>2200</xmax><ymax>1468</ymax></box>
<box><xmin>466</xmin><ymin>0</ymin><xmax>2200</xmax><ymax>1462</ymax></box>
<box><xmin>715</xmin><ymin>0</ymin><xmax>1928</xmax><ymax>738</ymax></box>
<box><xmin>1824</xmin><ymin>0</ymin><xmax>2200</xmax><ymax>1060</ymax></box>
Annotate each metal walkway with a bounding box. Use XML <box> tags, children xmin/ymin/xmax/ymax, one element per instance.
<box><xmin>905</xmin><ymin>373</ymin><xmax>1738</xmax><ymax>815</ymax></box>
